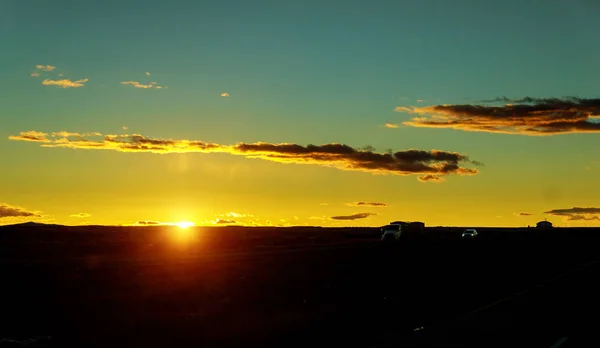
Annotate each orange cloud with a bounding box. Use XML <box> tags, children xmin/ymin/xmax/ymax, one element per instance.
<box><xmin>8</xmin><ymin>131</ymin><xmax>50</xmax><ymax>142</ymax></box>
<box><xmin>42</xmin><ymin>78</ymin><xmax>88</xmax><ymax>88</ymax></box>
<box><xmin>544</xmin><ymin>207</ymin><xmax>600</xmax><ymax>221</ymax></box>
<box><xmin>0</xmin><ymin>203</ymin><xmax>42</xmax><ymax>218</ymax></box>
<box><xmin>418</xmin><ymin>174</ymin><xmax>443</xmax><ymax>183</ymax></box>
<box><xmin>221</xmin><ymin>92</ymin><xmax>230</xmax><ymax>97</ymax></box>
<box><xmin>396</xmin><ymin>97</ymin><xmax>600</xmax><ymax>135</ymax></box>
<box><xmin>330</xmin><ymin>213</ymin><xmax>376</xmax><ymax>221</ymax></box>
<box><xmin>384</xmin><ymin>123</ymin><xmax>399</xmax><ymax>129</ymax></box>
<box><xmin>8</xmin><ymin>131</ymin><xmax>482</xmax><ymax>181</ymax></box>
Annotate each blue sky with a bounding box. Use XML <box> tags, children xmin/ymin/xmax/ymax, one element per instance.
<box><xmin>1</xmin><ymin>0</ymin><xmax>599</xmax><ymax>227</ymax></box>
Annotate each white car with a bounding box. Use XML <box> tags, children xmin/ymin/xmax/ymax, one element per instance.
<box><xmin>381</xmin><ymin>224</ymin><xmax>402</xmax><ymax>242</ymax></box>
<box><xmin>461</xmin><ymin>229</ymin><xmax>478</xmax><ymax>239</ymax></box>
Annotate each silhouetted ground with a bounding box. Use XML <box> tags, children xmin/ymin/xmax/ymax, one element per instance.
<box><xmin>1</xmin><ymin>225</ymin><xmax>599</xmax><ymax>347</ymax></box>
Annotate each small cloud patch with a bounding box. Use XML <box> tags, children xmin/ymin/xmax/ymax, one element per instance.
<box><xmin>330</xmin><ymin>212</ymin><xmax>376</xmax><ymax>221</ymax></box>
<box><xmin>544</xmin><ymin>207</ymin><xmax>600</xmax><ymax>221</ymax></box>
<box><xmin>70</xmin><ymin>213</ymin><xmax>91</xmax><ymax>218</ymax></box>
<box><xmin>42</xmin><ymin>78</ymin><xmax>88</xmax><ymax>88</ymax></box>
<box><xmin>347</xmin><ymin>202</ymin><xmax>389</xmax><ymax>207</ymax></box>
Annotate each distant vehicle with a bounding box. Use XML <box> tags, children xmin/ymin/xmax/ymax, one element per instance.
<box><xmin>381</xmin><ymin>224</ymin><xmax>402</xmax><ymax>242</ymax></box>
<box><xmin>461</xmin><ymin>229</ymin><xmax>478</xmax><ymax>239</ymax></box>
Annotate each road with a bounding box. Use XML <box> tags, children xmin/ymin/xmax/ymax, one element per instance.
<box><xmin>1</xmin><ymin>237</ymin><xmax>599</xmax><ymax>347</ymax></box>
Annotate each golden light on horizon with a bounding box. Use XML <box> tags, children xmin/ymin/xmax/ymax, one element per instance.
<box><xmin>176</xmin><ymin>221</ymin><xmax>195</xmax><ymax>229</ymax></box>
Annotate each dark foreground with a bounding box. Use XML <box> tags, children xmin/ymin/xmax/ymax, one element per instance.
<box><xmin>1</xmin><ymin>225</ymin><xmax>600</xmax><ymax>347</ymax></box>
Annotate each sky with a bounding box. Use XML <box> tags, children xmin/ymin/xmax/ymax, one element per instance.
<box><xmin>1</xmin><ymin>0</ymin><xmax>600</xmax><ymax>227</ymax></box>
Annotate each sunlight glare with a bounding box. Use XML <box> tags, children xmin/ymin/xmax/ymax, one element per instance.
<box><xmin>177</xmin><ymin>221</ymin><xmax>195</xmax><ymax>229</ymax></box>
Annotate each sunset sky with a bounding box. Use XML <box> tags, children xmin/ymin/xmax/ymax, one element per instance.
<box><xmin>2</xmin><ymin>0</ymin><xmax>600</xmax><ymax>227</ymax></box>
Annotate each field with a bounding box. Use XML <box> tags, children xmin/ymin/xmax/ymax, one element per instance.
<box><xmin>1</xmin><ymin>224</ymin><xmax>600</xmax><ymax>347</ymax></box>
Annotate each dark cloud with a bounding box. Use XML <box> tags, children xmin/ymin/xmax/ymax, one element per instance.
<box><xmin>136</xmin><ymin>220</ymin><xmax>161</xmax><ymax>225</ymax></box>
<box><xmin>348</xmin><ymin>202</ymin><xmax>389</xmax><ymax>207</ymax></box>
<box><xmin>544</xmin><ymin>207</ymin><xmax>600</xmax><ymax>221</ymax></box>
<box><xmin>516</xmin><ymin>212</ymin><xmax>534</xmax><ymax>216</ymax></box>
<box><xmin>215</xmin><ymin>219</ymin><xmax>236</xmax><ymax>224</ymax></box>
<box><xmin>418</xmin><ymin>174</ymin><xmax>443</xmax><ymax>183</ymax></box>
<box><xmin>396</xmin><ymin>97</ymin><xmax>600</xmax><ymax>135</ymax></box>
<box><xmin>330</xmin><ymin>213</ymin><xmax>376</xmax><ymax>221</ymax></box>
<box><xmin>0</xmin><ymin>204</ymin><xmax>41</xmax><ymax>218</ymax></box>
<box><xmin>9</xmin><ymin>131</ymin><xmax>482</xmax><ymax>182</ymax></box>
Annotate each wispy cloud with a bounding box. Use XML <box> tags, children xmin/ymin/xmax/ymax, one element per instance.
<box><xmin>36</xmin><ymin>65</ymin><xmax>56</xmax><ymax>72</ymax></box>
<box><xmin>145</xmin><ymin>72</ymin><xmax>150</xmax><ymax>76</ymax></box>
<box><xmin>347</xmin><ymin>202</ymin><xmax>389</xmax><ymax>207</ymax></box>
<box><xmin>0</xmin><ymin>203</ymin><xmax>41</xmax><ymax>218</ymax></box>
<box><xmin>30</xmin><ymin>72</ymin><xmax>40</xmax><ymax>77</ymax></box>
<box><xmin>221</xmin><ymin>92</ymin><xmax>230</xmax><ymax>97</ymax></box>
<box><xmin>417</xmin><ymin>174</ymin><xmax>444</xmax><ymax>183</ymax></box>
<box><xmin>8</xmin><ymin>131</ymin><xmax>50</xmax><ymax>142</ymax></box>
<box><xmin>330</xmin><ymin>213</ymin><xmax>376</xmax><ymax>221</ymax></box>
<box><xmin>8</xmin><ymin>131</ymin><xmax>482</xmax><ymax>182</ymax></box>
<box><xmin>215</xmin><ymin>218</ymin><xmax>236</xmax><ymax>224</ymax></box>
<box><xmin>70</xmin><ymin>213</ymin><xmax>91</xmax><ymax>218</ymax></box>
<box><xmin>396</xmin><ymin>97</ymin><xmax>600</xmax><ymax>135</ymax></box>
<box><xmin>544</xmin><ymin>207</ymin><xmax>600</xmax><ymax>221</ymax></box>
<box><xmin>384</xmin><ymin>123</ymin><xmax>399</xmax><ymax>129</ymax></box>
<box><xmin>515</xmin><ymin>212</ymin><xmax>534</xmax><ymax>216</ymax></box>
<box><xmin>135</xmin><ymin>220</ymin><xmax>163</xmax><ymax>225</ymax></box>
<box><xmin>121</xmin><ymin>81</ymin><xmax>155</xmax><ymax>89</ymax></box>
<box><xmin>42</xmin><ymin>78</ymin><xmax>88</xmax><ymax>88</ymax></box>
<box><xmin>122</xmin><ymin>126</ymin><xmax>128</xmax><ymax>130</ymax></box>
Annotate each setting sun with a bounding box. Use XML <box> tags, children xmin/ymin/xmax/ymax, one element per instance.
<box><xmin>176</xmin><ymin>221</ymin><xmax>195</xmax><ymax>229</ymax></box>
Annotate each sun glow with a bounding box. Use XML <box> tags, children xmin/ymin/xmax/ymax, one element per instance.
<box><xmin>176</xmin><ymin>221</ymin><xmax>195</xmax><ymax>229</ymax></box>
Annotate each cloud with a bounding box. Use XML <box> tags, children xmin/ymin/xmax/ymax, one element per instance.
<box><xmin>122</xmin><ymin>126</ymin><xmax>128</xmax><ymax>130</ymax></box>
<box><xmin>396</xmin><ymin>97</ymin><xmax>600</xmax><ymax>135</ymax></box>
<box><xmin>36</xmin><ymin>65</ymin><xmax>56</xmax><ymax>72</ymax></box>
<box><xmin>544</xmin><ymin>207</ymin><xmax>600</xmax><ymax>221</ymax></box>
<box><xmin>417</xmin><ymin>99</ymin><xmax>425</xmax><ymax>103</ymax></box>
<box><xmin>146</xmin><ymin>72</ymin><xmax>150</xmax><ymax>76</ymax></box>
<box><xmin>330</xmin><ymin>213</ymin><xmax>376</xmax><ymax>221</ymax></box>
<box><xmin>8</xmin><ymin>131</ymin><xmax>482</xmax><ymax>181</ymax></box>
<box><xmin>418</xmin><ymin>174</ymin><xmax>443</xmax><ymax>183</ymax></box>
<box><xmin>0</xmin><ymin>203</ymin><xmax>41</xmax><ymax>218</ymax></box>
<box><xmin>516</xmin><ymin>212</ymin><xmax>534</xmax><ymax>216</ymax></box>
<box><xmin>42</xmin><ymin>78</ymin><xmax>88</xmax><ymax>88</ymax></box>
<box><xmin>348</xmin><ymin>202</ymin><xmax>389</xmax><ymax>207</ymax></box>
<box><xmin>225</xmin><ymin>212</ymin><xmax>251</xmax><ymax>218</ymax></box>
<box><xmin>384</xmin><ymin>123</ymin><xmax>399</xmax><ymax>129</ymax></box>
<box><xmin>31</xmin><ymin>72</ymin><xmax>40</xmax><ymax>77</ymax></box>
<box><xmin>221</xmin><ymin>92</ymin><xmax>230</xmax><ymax>97</ymax></box>
<box><xmin>215</xmin><ymin>218</ymin><xmax>236</xmax><ymax>224</ymax></box>
<box><xmin>135</xmin><ymin>220</ymin><xmax>162</xmax><ymax>225</ymax></box>
<box><xmin>121</xmin><ymin>81</ymin><xmax>155</xmax><ymax>89</ymax></box>
<box><xmin>70</xmin><ymin>213</ymin><xmax>91</xmax><ymax>218</ymax></box>
<box><xmin>8</xmin><ymin>130</ymin><xmax>50</xmax><ymax>142</ymax></box>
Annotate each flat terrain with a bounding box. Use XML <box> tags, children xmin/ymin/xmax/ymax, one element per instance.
<box><xmin>1</xmin><ymin>224</ymin><xmax>599</xmax><ymax>347</ymax></box>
